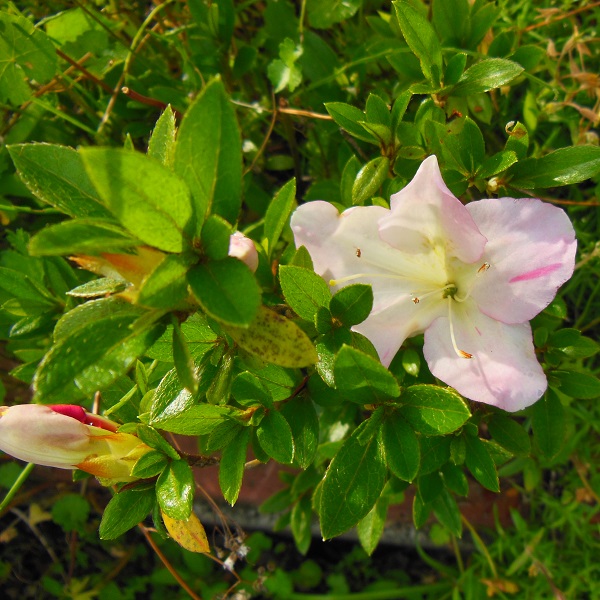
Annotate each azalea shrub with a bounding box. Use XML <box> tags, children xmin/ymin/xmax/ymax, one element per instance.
<box><xmin>1</xmin><ymin>0</ymin><xmax>600</xmax><ymax>597</ymax></box>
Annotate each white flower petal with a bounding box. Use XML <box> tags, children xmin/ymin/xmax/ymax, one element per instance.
<box><xmin>423</xmin><ymin>302</ymin><xmax>547</xmax><ymax>411</ymax></box>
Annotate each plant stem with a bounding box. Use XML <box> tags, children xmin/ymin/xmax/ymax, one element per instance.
<box><xmin>0</xmin><ymin>462</ymin><xmax>35</xmax><ymax>516</ymax></box>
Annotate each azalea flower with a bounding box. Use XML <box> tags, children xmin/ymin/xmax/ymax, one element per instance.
<box><xmin>291</xmin><ymin>155</ymin><xmax>576</xmax><ymax>411</ymax></box>
<box><xmin>0</xmin><ymin>404</ymin><xmax>152</xmax><ymax>483</ymax></box>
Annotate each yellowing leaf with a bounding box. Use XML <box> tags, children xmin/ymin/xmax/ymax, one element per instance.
<box><xmin>161</xmin><ymin>510</ymin><xmax>210</xmax><ymax>553</ymax></box>
<box><xmin>226</xmin><ymin>306</ymin><xmax>318</xmax><ymax>368</ymax></box>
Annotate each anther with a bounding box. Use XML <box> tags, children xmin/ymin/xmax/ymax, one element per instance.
<box><xmin>412</xmin><ymin>297</ymin><xmax>420</xmax><ymax>304</ymax></box>
<box><xmin>477</xmin><ymin>262</ymin><xmax>490</xmax><ymax>274</ymax></box>
<box><xmin>356</xmin><ymin>248</ymin><xmax>362</xmax><ymax>258</ymax></box>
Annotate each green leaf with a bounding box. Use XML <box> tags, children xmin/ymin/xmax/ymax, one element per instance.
<box><xmin>232</xmin><ymin>371</ymin><xmax>273</xmax><ymax>408</ymax></box>
<box><xmin>487</xmin><ymin>414</ymin><xmax>531</xmax><ymax>456</ymax></box>
<box><xmin>281</xmin><ymin>398</ymin><xmax>319</xmax><ymax>469</ymax></box>
<box><xmin>99</xmin><ymin>487</ymin><xmax>155</xmax><ymax>539</ymax></box>
<box><xmin>352</xmin><ymin>157</ymin><xmax>390</xmax><ymax>205</ymax></box>
<box><xmin>330</xmin><ymin>284</ymin><xmax>373</xmax><ymax>326</ymax></box>
<box><xmin>307</xmin><ymin>0</ymin><xmax>361</xmax><ymax>29</ymax></box>
<box><xmin>67</xmin><ymin>278</ymin><xmax>127</xmax><ymax>299</ymax></box>
<box><xmin>549</xmin><ymin>370</ymin><xmax>600</xmax><ymax>399</ymax></box>
<box><xmin>334</xmin><ymin>345</ymin><xmax>400</xmax><ymax>404</ymax></box>
<box><xmin>80</xmin><ymin>148</ymin><xmax>194</xmax><ymax>253</ymax></box>
<box><xmin>325</xmin><ymin>103</ymin><xmax>376</xmax><ymax>144</ymax></box>
<box><xmin>548</xmin><ymin>329</ymin><xmax>599</xmax><ymax>359</ymax></box>
<box><xmin>136</xmin><ymin>425</ymin><xmax>180</xmax><ymax>460</ymax></box>
<box><xmin>394</xmin><ymin>0</ymin><xmax>443</xmax><ymax>86</ymax></box>
<box><xmin>52</xmin><ymin>494</ymin><xmax>90</xmax><ymax>534</ymax></box>
<box><xmin>382</xmin><ymin>413</ymin><xmax>420</xmax><ymax>482</ymax></box>
<box><xmin>131</xmin><ymin>450</ymin><xmax>169</xmax><ymax>479</ymax></box>
<box><xmin>464</xmin><ymin>435</ymin><xmax>499</xmax><ymax>492</ymax></box>
<box><xmin>219</xmin><ymin>427</ymin><xmax>250</xmax><ymax>505</ymax></box>
<box><xmin>449</xmin><ymin>58</ymin><xmax>523</xmax><ymax>96</ymax></box>
<box><xmin>8</xmin><ymin>144</ymin><xmax>113</xmax><ymax>219</ymax></box>
<box><xmin>320</xmin><ymin>422</ymin><xmax>386</xmax><ymax>539</ymax></box>
<box><xmin>0</xmin><ymin>13</ymin><xmax>57</xmax><ymax>105</ymax></box>
<box><xmin>156</xmin><ymin>460</ymin><xmax>194</xmax><ymax>520</ymax></box>
<box><xmin>508</xmin><ymin>146</ymin><xmax>600</xmax><ymax>188</ymax></box>
<box><xmin>201</xmin><ymin>215</ymin><xmax>232</xmax><ymax>261</ymax></box>
<box><xmin>172</xmin><ymin>318</ymin><xmax>198</xmax><ymax>395</ymax></box>
<box><xmin>279</xmin><ymin>265</ymin><xmax>331</xmax><ymax>322</ymax></box>
<box><xmin>137</xmin><ymin>253</ymin><xmax>195</xmax><ymax>309</ymax></box>
<box><xmin>29</xmin><ymin>220</ymin><xmax>139</xmax><ymax>256</ymax></box>
<box><xmin>291</xmin><ymin>495</ymin><xmax>313</xmax><ymax>555</ymax></box>
<box><xmin>188</xmin><ymin>257</ymin><xmax>261</xmax><ymax>327</ymax></box>
<box><xmin>477</xmin><ymin>150</ymin><xmax>518</xmax><ymax>179</ymax></box>
<box><xmin>531</xmin><ymin>390</ymin><xmax>566</xmax><ymax>460</ymax></box>
<box><xmin>357</xmin><ymin>494</ymin><xmax>388</xmax><ymax>556</ymax></box>
<box><xmin>432</xmin><ymin>487</ymin><xmax>462</xmax><ymax>537</ymax></box>
<box><xmin>264</xmin><ymin>179</ymin><xmax>296</xmax><ymax>259</ymax></box>
<box><xmin>226</xmin><ymin>306</ymin><xmax>318</xmax><ymax>368</ymax></box>
<box><xmin>0</xmin><ymin>266</ymin><xmax>56</xmax><ymax>316</ymax></box>
<box><xmin>33</xmin><ymin>313</ymin><xmax>163</xmax><ymax>404</ymax></box>
<box><xmin>149</xmin><ymin>368</ymin><xmax>194</xmax><ymax>422</ymax></box>
<box><xmin>268</xmin><ymin>38</ymin><xmax>303</xmax><ymax>92</ymax></box>
<box><xmin>257</xmin><ymin>411</ymin><xmax>295</xmax><ymax>464</ymax></box>
<box><xmin>148</xmin><ymin>105</ymin><xmax>177</xmax><ymax>166</ymax></box>
<box><xmin>432</xmin><ymin>0</ymin><xmax>469</xmax><ymax>45</ymax></box>
<box><xmin>174</xmin><ymin>78</ymin><xmax>242</xmax><ymax>227</ymax></box>
<box><xmin>399</xmin><ymin>385</ymin><xmax>471</xmax><ymax>435</ymax></box>
<box><xmin>458</xmin><ymin>117</ymin><xmax>485</xmax><ymax>174</ymax></box>
<box><xmin>151</xmin><ymin>403</ymin><xmax>235</xmax><ymax>435</ymax></box>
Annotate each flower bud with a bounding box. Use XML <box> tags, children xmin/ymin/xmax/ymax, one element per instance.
<box><xmin>0</xmin><ymin>404</ymin><xmax>152</xmax><ymax>484</ymax></box>
<box><xmin>228</xmin><ymin>232</ymin><xmax>259</xmax><ymax>272</ymax></box>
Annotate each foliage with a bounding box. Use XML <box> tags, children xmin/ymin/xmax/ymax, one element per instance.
<box><xmin>1</xmin><ymin>0</ymin><xmax>600</xmax><ymax>598</ymax></box>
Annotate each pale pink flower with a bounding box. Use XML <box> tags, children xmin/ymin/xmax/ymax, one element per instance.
<box><xmin>228</xmin><ymin>231</ymin><xmax>259</xmax><ymax>272</ymax></box>
<box><xmin>0</xmin><ymin>404</ymin><xmax>151</xmax><ymax>483</ymax></box>
<box><xmin>291</xmin><ymin>155</ymin><xmax>576</xmax><ymax>411</ymax></box>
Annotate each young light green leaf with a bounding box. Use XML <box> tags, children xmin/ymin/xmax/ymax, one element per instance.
<box><xmin>148</xmin><ymin>105</ymin><xmax>177</xmax><ymax>166</ymax></box>
<box><xmin>279</xmin><ymin>264</ymin><xmax>331</xmax><ymax>322</ymax></box>
<box><xmin>8</xmin><ymin>144</ymin><xmax>113</xmax><ymax>219</ymax></box>
<box><xmin>352</xmin><ymin>157</ymin><xmax>390</xmax><ymax>205</ymax></box>
<box><xmin>394</xmin><ymin>0</ymin><xmax>443</xmax><ymax>86</ymax></box>
<box><xmin>80</xmin><ymin>148</ymin><xmax>194</xmax><ymax>252</ymax></box>
<box><xmin>265</xmin><ymin>179</ymin><xmax>296</xmax><ymax>259</ymax></box>
<box><xmin>449</xmin><ymin>58</ymin><xmax>523</xmax><ymax>96</ymax></box>
<box><xmin>320</xmin><ymin>422</ymin><xmax>386</xmax><ymax>539</ymax></box>
<box><xmin>399</xmin><ymin>385</ymin><xmax>471</xmax><ymax>435</ymax></box>
<box><xmin>137</xmin><ymin>253</ymin><xmax>195</xmax><ymax>309</ymax></box>
<box><xmin>174</xmin><ymin>78</ymin><xmax>242</xmax><ymax>228</ymax></box>
<box><xmin>172</xmin><ymin>317</ymin><xmax>198</xmax><ymax>395</ymax></box>
<box><xmin>188</xmin><ymin>257</ymin><xmax>261</xmax><ymax>327</ymax></box>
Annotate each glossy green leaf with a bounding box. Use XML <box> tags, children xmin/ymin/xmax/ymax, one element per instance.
<box><xmin>450</xmin><ymin>58</ymin><xmax>523</xmax><ymax>96</ymax></box>
<box><xmin>201</xmin><ymin>215</ymin><xmax>232</xmax><ymax>261</ymax></box>
<box><xmin>264</xmin><ymin>179</ymin><xmax>297</xmax><ymax>259</ymax></box>
<box><xmin>226</xmin><ymin>306</ymin><xmax>318</xmax><ymax>368</ymax></box>
<box><xmin>282</xmin><ymin>397</ymin><xmax>319</xmax><ymax>469</ymax></box>
<box><xmin>382</xmin><ymin>413</ymin><xmax>420</xmax><ymax>482</ymax></box>
<box><xmin>508</xmin><ymin>146</ymin><xmax>600</xmax><ymax>188</ymax></box>
<box><xmin>548</xmin><ymin>329</ymin><xmax>599</xmax><ymax>359</ymax></box>
<box><xmin>352</xmin><ymin>157</ymin><xmax>390</xmax><ymax>205</ymax></box>
<box><xmin>320</xmin><ymin>422</ymin><xmax>386</xmax><ymax>539</ymax></box>
<box><xmin>432</xmin><ymin>0</ymin><xmax>469</xmax><ymax>45</ymax></box>
<box><xmin>151</xmin><ymin>403</ymin><xmax>235</xmax><ymax>435</ymax></box>
<box><xmin>67</xmin><ymin>278</ymin><xmax>127</xmax><ymax>299</ymax></box>
<box><xmin>257</xmin><ymin>411</ymin><xmax>295</xmax><ymax>464</ymax></box>
<box><xmin>8</xmin><ymin>144</ymin><xmax>113</xmax><ymax>219</ymax></box>
<box><xmin>219</xmin><ymin>427</ymin><xmax>250</xmax><ymax>506</ymax></box>
<box><xmin>188</xmin><ymin>257</ymin><xmax>261</xmax><ymax>327</ymax></box>
<box><xmin>279</xmin><ymin>264</ymin><xmax>331</xmax><ymax>322</ymax></box>
<box><xmin>136</xmin><ymin>425</ymin><xmax>180</xmax><ymax>460</ymax></box>
<box><xmin>131</xmin><ymin>450</ymin><xmax>169</xmax><ymax>479</ymax></box>
<box><xmin>334</xmin><ymin>345</ymin><xmax>400</xmax><ymax>404</ymax></box>
<box><xmin>330</xmin><ymin>284</ymin><xmax>373</xmax><ymax>327</ymax></box>
<box><xmin>464</xmin><ymin>435</ymin><xmax>499</xmax><ymax>492</ymax></box>
<box><xmin>325</xmin><ymin>103</ymin><xmax>376</xmax><ymax>144</ymax></box>
<box><xmin>394</xmin><ymin>0</ymin><xmax>443</xmax><ymax>86</ymax></box>
<box><xmin>99</xmin><ymin>487</ymin><xmax>155</xmax><ymax>539</ymax></box>
<box><xmin>172</xmin><ymin>318</ymin><xmax>198</xmax><ymax>395</ymax></box>
<box><xmin>137</xmin><ymin>254</ymin><xmax>195</xmax><ymax>309</ymax></box>
<box><xmin>487</xmin><ymin>414</ymin><xmax>531</xmax><ymax>456</ymax></box>
<box><xmin>399</xmin><ymin>385</ymin><xmax>471</xmax><ymax>435</ymax></box>
<box><xmin>156</xmin><ymin>460</ymin><xmax>194</xmax><ymax>520</ymax></box>
<box><xmin>174</xmin><ymin>78</ymin><xmax>242</xmax><ymax>227</ymax></box>
<box><xmin>33</xmin><ymin>313</ymin><xmax>163</xmax><ymax>404</ymax></box>
<box><xmin>357</xmin><ymin>494</ymin><xmax>388</xmax><ymax>556</ymax></box>
<box><xmin>80</xmin><ymin>148</ymin><xmax>194</xmax><ymax>252</ymax></box>
<box><xmin>232</xmin><ymin>371</ymin><xmax>273</xmax><ymax>408</ymax></box>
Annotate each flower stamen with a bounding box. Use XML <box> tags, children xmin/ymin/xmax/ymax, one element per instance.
<box><xmin>448</xmin><ymin>299</ymin><xmax>472</xmax><ymax>359</ymax></box>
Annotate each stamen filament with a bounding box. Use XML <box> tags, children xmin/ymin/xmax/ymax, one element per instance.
<box><xmin>448</xmin><ymin>300</ymin><xmax>472</xmax><ymax>359</ymax></box>
<box><xmin>329</xmin><ymin>272</ymin><xmax>414</xmax><ymax>286</ymax></box>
